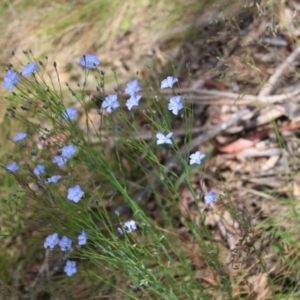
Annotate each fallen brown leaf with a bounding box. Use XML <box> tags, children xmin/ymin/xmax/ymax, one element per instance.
<box><xmin>217</xmin><ymin>129</ymin><xmax>269</xmax><ymax>153</ymax></box>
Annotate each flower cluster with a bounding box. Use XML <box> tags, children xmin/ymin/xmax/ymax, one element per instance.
<box><xmin>125</xmin><ymin>79</ymin><xmax>142</xmax><ymax>110</ymax></box>
<box><xmin>160</xmin><ymin>76</ymin><xmax>183</xmax><ymax>115</ymax></box>
<box><xmin>44</xmin><ymin>230</ymin><xmax>87</xmax><ymax>276</ymax></box>
<box><xmin>52</xmin><ymin>144</ymin><xmax>76</xmax><ymax>167</ymax></box>
<box><xmin>117</xmin><ymin>220</ymin><xmax>138</xmax><ymax>234</ymax></box>
<box><xmin>6</xmin><ymin>133</ymin><xmax>83</xmax><ymax>194</ymax></box>
<box><xmin>98</xmin><ymin>74</ymin><xmax>182</xmax><ymax>118</ymax></box>
<box><xmin>6</xmin><ymin>129</ymin><xmax>85</xmax><ymax>277</ymax></box>
<box><xmin>3</xmin><ymin>62</ymin><xmax>38</xmax><ymax>91</ymax></box>
<box><xmin>154</xmin><ymin>76</ymin><xmax>183</xmax><ymax>145</ymax></box>
<box><xmin>44</xmin><ymin>231</ymin><xmax>87</xmax><ymax>251</ymax></box>
<box><xmin>3</xmin><ymin>52</ymin><xmax>218</xmax><ymax>284</ymax></box>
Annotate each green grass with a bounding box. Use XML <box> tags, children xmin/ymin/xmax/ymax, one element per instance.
<box><xmin>0</xmin><ymin>51</ymin><xmax>227</xmax><ymax>299</ymax></box>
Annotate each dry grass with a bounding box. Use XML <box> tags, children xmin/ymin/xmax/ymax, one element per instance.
<box><xmin>0</xmin><ymin>0</ymin><xmax>217</xmax><ymax>86</ymax></box>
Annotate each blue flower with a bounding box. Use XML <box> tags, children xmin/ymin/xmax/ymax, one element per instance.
<box><xmin>61</xmin><ymin>144</ymin><xmax>76</xmax><ymax>159</ymax></box>
<box><xmin>79</xmin><ymin>54</ymin><xmax>100</xmax><ymax>69</ymax></box>
<box><xmin>118</xmin><ymin>220</ymin><xmax>138</xmax><ymax>234</ymax></box>
<box><xmin>204</xmin><ymin>191</ymin><xmax>217</xmax><ymax>205</ymax></box>
<box><xmin>67</xmin><ymin>185</ymin><xmax>84</xmax><ymax>203</ymax></box>
<box><xmin>52</xmin><ymin>156</ymin><xmax>66</xmax><ymax>167</ymax></box>
<box><xmin>126</xmin><ymin>94</ymin><xmax>142</xmax><ymax>110</ymax></box>
<box><xmin>44</xmin><ymin>233</ymin><xmax>59</xmax><ymax>250</ymax></box>
<box><xmin>33</xmin><ymin>164</ymin><xmax>45</xmax><ymax>176</ymax></box>
<box><xmin>78</xmin><ymin>230</ymin><xmax>87</xmax><ymax>246</ymax></box>
<box><xmin>12</xmin><ymin>132</ymin><xmax>27</xmax><ymax>142</ymax></box>
<box><xmin>114</xmin><ymin>126</ymin><xmax>121</xmax><ymax>133</ymax></box>
<box><xmin>3</xmin><ymin>70</ymin><xmax>19</xmax><ymax>90</ymax></box>
<box><xmin>189</xmin><ymin>151</ymin><xmax>205</xmax><ymax>165</ymax></box>
<box><xmin>156</xmin><ymin>132</ymin><xmax>173</xmax><ymax>145</ymax></box>
<box><xmin>45</xmin><ymin>175</ymin><xmax>62</xmax><ymax>184</ymax></box>
<box><xmin>124</xmin><ymin>79</ymin><xmax>141</xmax><ymax>96</ymax></box>
<box><xmin>62</xmin><ymin>107</ymin><xmax>78</xmax><ymax>121</ymax></box>
<box><xmin>59</xmin><ymin>235</ymin><xmax>72</xmax><ymax>251</ymax></box>
<box><xmin>6</xmin><ymin>162</ymin><xmax>19</xmax><ymax>172</ymax></box>
<box><xmin>168</xmin><ymin>96</ymin><xmax>183</xmax><ymax>115</ymax></box>
<box><xmin>64</xmin><ymin>260</ymin><xmax>77</xmax><ymax>277</ymax></box>
<box><xmin>22</xmin><ymin>62</ymin><xmax>38</xmax><ymax>76</ymax></box>
<box><xmin>101</xmin><ymin>94</ymin><xmax>119</xmax><ymax>113</ymax></box>
<box><xmin>161</xmin><ymin>76</ymin><xmax>178</xmax><ymax>89</ymax></box>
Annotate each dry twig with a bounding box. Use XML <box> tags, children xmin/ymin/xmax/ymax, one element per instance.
<box><xmin>258</xmin><ymin>45</ymin><xmax>300</xmax><ymax>96</ymax></box>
